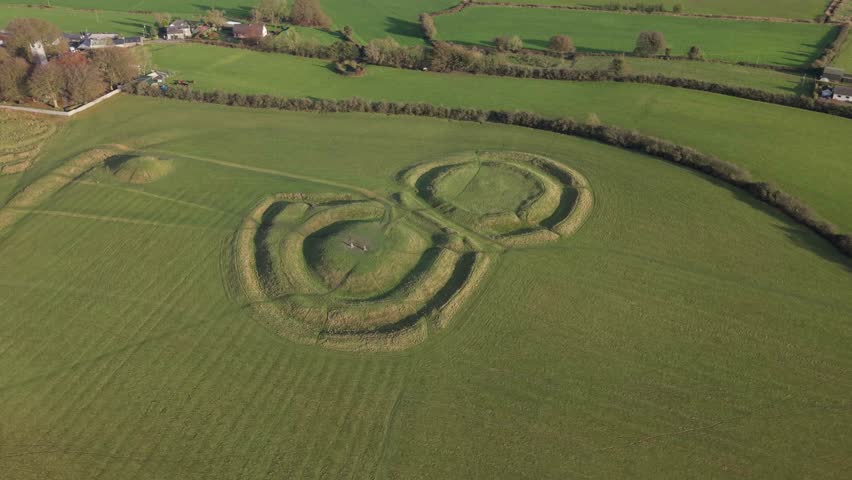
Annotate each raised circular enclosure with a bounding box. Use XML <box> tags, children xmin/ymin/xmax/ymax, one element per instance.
<box><xmin>399</xmin><ymin>151</ymin><xmax>593</xmax><ymax>247</ymax></box>
<box><xmin>235</xmin><ymin>193</ymin><xmax>493</xmax><ymax>352</ymax></box>
<box><xmin>233</xmin><ymin>151</ymin><xmax>592</xmax><ymax>352</ymax></box>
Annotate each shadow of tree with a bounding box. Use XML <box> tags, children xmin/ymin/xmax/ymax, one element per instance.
<box><xmin>384</xmin><ymin>17</ymin><xmax>422</xmax><ymax>40</ymax></box>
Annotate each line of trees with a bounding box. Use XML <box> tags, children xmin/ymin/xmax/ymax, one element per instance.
<box><xmin>0</xmin><ymin>19</ymin><xmax>144</xmax><ymax>108</ymax></box>
<box><xmin>812</xmin><ymin>22</ymin><xmax>850</xmax><ymax>68</ymax></box>
<box><xmin>125</xmin><ymin>85</ymin><xmax>852</xmax><ymax>258</ymax></box>
<box><xmin>290</xmin><ymin>0</ymin><xmax>332</xmax><ymax>27</ymax></box>
<box><xmin>255</xmin><ymin>29</ymin><xmax>359</xmax><ymax>59</ymax></box>
<box><xmin>600</xmin><ymin>2</ymin><xmax>683</xmax><ymax>13</ymax></box>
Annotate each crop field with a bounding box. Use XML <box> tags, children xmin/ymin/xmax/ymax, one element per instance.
<box><xmin>149</xmin><ymin>43</ymin><xmax>852</xmax><ymax>232</ymax></box>
<box><xmin>434</xmin><ymin>7</ymin><xmax>837</xmax><ymax>66</ymax></box>
<box><xmin>0</xmin><ymin>5</ymin><xmax>152</xmax><ymax>36</ymax></box>
<box><xmin>484</xmin><ymin>0</ymin><xmax>830</xmax><ymax>20</ymax></box>
<box><xmin>0</xmin><ymin>95</ymin><xmax>850</xmax><ymax>479</ymax></box>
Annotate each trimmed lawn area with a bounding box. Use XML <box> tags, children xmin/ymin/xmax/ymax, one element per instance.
<box><xmin>434</xmin><ymin>7</ymin><xmax>838</xmax><ymax>67</ymax></box>
<box><xmin>1</xmin><ymin>95</ymin><xmax>850</xmax><ymax>479</ymax></box>
<box><xmin>149</xmin><ymin>43</ymin><xmax>852</xmax><ymax>232</ymax></box>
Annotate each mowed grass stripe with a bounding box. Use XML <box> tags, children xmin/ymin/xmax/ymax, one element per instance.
<box><xmin>299</xmin><ymin>360</ymin><xmax>382</xmax><ymax>479</ymax></box>
<box><xmin>434</xmin><ymin>6</ymin><xmax>837</xmax><ymax>66</ymax></box>
<box><xmin>293</xmin><ymin>359</ymin><xmax>373</xmax><ymax>477</ymax></box>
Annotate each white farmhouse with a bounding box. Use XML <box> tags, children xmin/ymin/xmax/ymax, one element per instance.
<box><xmin>166</xmin><ymin>20</ymin><xmax>192</xmax><ymax>40</ymax></box>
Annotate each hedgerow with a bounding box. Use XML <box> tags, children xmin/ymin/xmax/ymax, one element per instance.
<box><xmin>125</xmin><ymin>84</ymin><xmax>852</xmax><ymax>258</ymax></box>
<box><xmin>811</xmin><ymin>22</ymin><xmax>850</xmax><ymax>68</ymax></box>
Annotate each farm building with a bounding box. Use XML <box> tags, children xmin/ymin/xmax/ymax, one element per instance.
<box><xmin>233</xmin><ymin>23</ymin><xmax>268</xmax><ymax>40</ymax></box>
<box><xmin>832</xmin><ymin>85</ymin><xmax>852</xmax><ymax>103</ymax></box>
<box><xmin>819</xmin><ymin>67</ymin><xmax>852</xmax><ymax>84</ymax></box>
<box><xmin>78</xmin><ymin>33</ymin><xmax>143</xmax><ymax>50</ymax></box>
<box><xmin>166</xmin><ymin>20</ymin><xmax>192</xmax><ymax>40</ymax></box>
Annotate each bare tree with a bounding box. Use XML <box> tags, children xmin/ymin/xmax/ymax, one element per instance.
<box><xmin>5</xmin><ymin>18</ymin><xmax>67</xmax><ymax>62</ymax></box>
<box><xmin>419</xmin><ymin>13</ymin><xmax>437</xmax><ymax>40</ymax></box>
<box><xmin>152</xmin><ymin>12</ymin><xmax>172</xmax><ymax>28</ymax></box>
<box><xmin>252</xmin><ymin>0</ymin><xmax>288</xmax><ymax>24</ymax></box>
<box><xmin>548</xmin><ymin>35</ymin><xmax>575</xmax><ymax>55</ymax></box>
<box><xmin>92</xmin><ymin>48</ymin><xmax>141</xmax><ymax>88</ymax></box>
<box><xmin>59</xmin><ymin>55</ymin><xmax>106</xmax><ymax>105</ymax></box>
<box><xmin>28</xmin><ymin>61</ymin><xmax>65</xmax><ymax>108</ymax></box>
<box><xmin>0</xmin><ymin>53</ymin><xmax>29</xmax><ymax>102</ymax></box>
<box><xmin>290</xmin><ymin>0</ymin><xmax>332</xmax><ymax>28</ymax></box>
<box><xmin>688</xmin><ymin>45</ymin><xmax>704</xmax><ymax>60</ymax></box>
<box><xmin>634</xmin><ymin>31</ymin><xmax>666</xmax><ymax>57</ymax></box>
<box><xmin>202</xmin><ymin>9</ymin><xmax>227</xmax><ymax>28</ymax></box>
<box><xmin>494</xmin><ymin>35</ymin><xmax>523</xmax><ymax>52</ymax></box>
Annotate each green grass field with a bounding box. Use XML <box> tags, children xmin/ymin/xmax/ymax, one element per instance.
<box><xmin>434</xmin><ymin>7</ymin><xmax>837</xmax><ymax>66</ymax></box>
<box><xmin>484</xmin><ymin>0</ymin><xmax>830</xmax><ymax>19</ymax></box>
<box><xmin>570</xmin><ymin>55</ymin><xmax>812</xmax><ymax>94</ymax></box>
<box><xmin>0</xmin><ymin>0</ymin><xmax>249</xmax><ymax>17</ymax></box>
<box><xmin>832</xmin><ymin>32</ymin><xmax>852</xmax><ymax>70</ymax></box>
<box><xmin>0</xmin><ymin>0</ymin><xmax>458</xmax><ymax>43</ymax></box>
<box><xmin>1</xmin><ymin>95</ymin><xmax>850</xmax><ymax>479</ymax></box>
<box><xmin>0</xmin><ymin>5</ymin><xmax>152</xmax><ymax>36</ymax></box>
<box><xmin>148</xmin><ymin>43</ymin><xmax>852</xmax><ymax>232</ymax></box>
<box><xmin>323</xmin><ymin>0</ymin><xmax>458</xmax><ymax>44</ymax></box>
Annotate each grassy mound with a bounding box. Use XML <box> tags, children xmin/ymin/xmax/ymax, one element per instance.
<box><xmin>403</xmin><ymin>151</ymin><xmax>592</xmax><ymax>247</ymax></box>
<box><xmin>435</xmin><ymin>162</ymin><xmax>543</xmax><ymax>216</ymax></box>
<box><xmin>305</xmin><ymin>220</ymin><xmax>430</xmax><ymax>297</ymax></box>
<box><xmin>236</xmin><ymin>193</ymin><xmax>494</xmax><ymax>351</ymax></box>
<box><xmin>108</xmin><ymin>155</ymin><xmax>174</xmax><ymax>184</ymax></box>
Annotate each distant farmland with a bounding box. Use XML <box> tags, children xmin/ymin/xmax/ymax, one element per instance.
<box><xmin>0</xmin><ymin>0</ymin><xmax>248</xmax><ymax>17</ymax></box>
<box><xmin>0</xmin><ymin>5</ymin><xmax>151</xmax><ymax>36</ymax></box>
<box><xmin>484</xmin><ymin>0</ymin><xmax>830</xmax><ymax>19</ymax></box>
<box><xmin>434</xmin><ymin>7</ymin><xmax>838</xmax><ymax>66</ymax></box>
